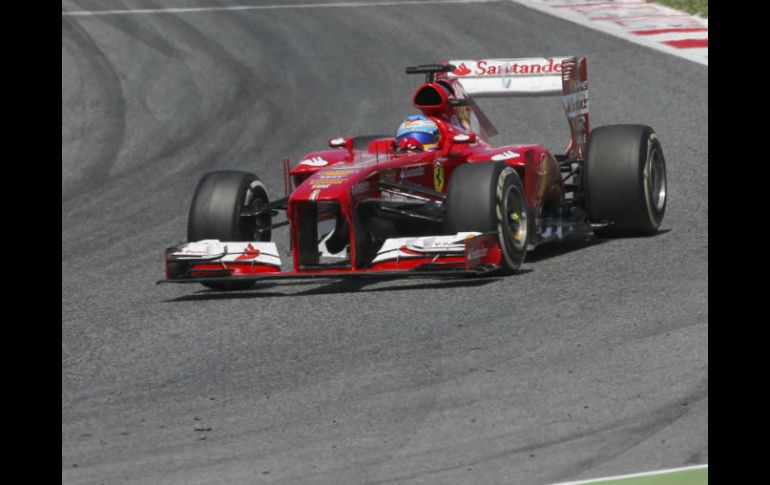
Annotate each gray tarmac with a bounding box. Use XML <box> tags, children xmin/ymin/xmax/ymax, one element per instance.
<box><xmin>62</xmin><ymin>1</ymin><xmax>708</xmax><ymax>483</ymax></box>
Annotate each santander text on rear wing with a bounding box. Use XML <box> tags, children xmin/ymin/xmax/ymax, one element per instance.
<box><xmin>441</xmin><ymin>57</ymin><xmax>590</xmax><ymax>159</ymax></box>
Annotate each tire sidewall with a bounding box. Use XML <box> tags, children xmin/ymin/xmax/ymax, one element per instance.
<box><xmin>186</xmin><ymin>170</ymin><xmax>269</xmax><ymax>291</ymax></box>
<box><xmin>585</xmin><ymin>125</ymin><xmax>667</xmax><ymax>236</ymax></box>
<box><xmin>445</xmin><ymin>162</ymin><xmax>528</xmax><ymax>274</ymax></box>
<box><xmin>246</xmin><ymin>179</ymin><xmax>271</xmax><ymax>242</ymax></box>
<box><xmin>641</xmin><ymin>132</ymin><xmax>666</xmax><ymax>229</ymax></box>
<box><xmin>495</xmin><ymin>166</ymin><xmax>528</xmax><ymax>272</ymax></box>
<box><xmin>187</xmin><ymin>171</ymin><xmax>269</xmax><ymax>242</ymax></box>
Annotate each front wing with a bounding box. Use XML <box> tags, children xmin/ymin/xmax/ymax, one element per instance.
<box><xmin>159</xmin><ymin>233</ymin><xmax>502</xmax><ymax>285</ymax></box>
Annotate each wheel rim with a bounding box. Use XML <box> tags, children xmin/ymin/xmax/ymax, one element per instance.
<box><xmin>503</xmin><ymin>184</ymin><xmax>527</xmax><ymax>251</ymax></box>
<box><xmin>645</xmin><ymin>147</ymin><xmax>667</xmax><ymax>213</ymax></box>
<box><xmin>241</xmin><ymin>184</ymin><xmax>270</xmax><ymax>241</ymax></box>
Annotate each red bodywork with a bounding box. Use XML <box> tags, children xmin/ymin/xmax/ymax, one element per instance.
<box><xmin>286</xmin><ymin>130</ymin><xmax>560</xmax><ymax>271</ymax></box>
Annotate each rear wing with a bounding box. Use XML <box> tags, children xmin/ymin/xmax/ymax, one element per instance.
<box><xmin>442</xmin><ymin>57</ymin><xmax>590</xmax><ymax>159</ymax></box>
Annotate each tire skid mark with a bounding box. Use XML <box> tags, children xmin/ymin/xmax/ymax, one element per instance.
<box><xmin>543</xmin><ymin>383</ymin><xmax>708</xmax><ymax>483</ymax></box>
<box><xmin>364</xmin><ymin>379</ymin><xmax>707</xmax><ymax>484</ymax></box>
<box><xmin>82</xmin><ymin>4</ymin><xmax>179</xmax><ymax>58</ymax></box>
<box><xmin>61</xmin><ymin>15</ymin><xmax>127</xmax><ymax>202</ymax></box>
<box><xmin>62</xmin><ymin>10</ymin><xmax>279</xmax><ymax>259</ymax></box>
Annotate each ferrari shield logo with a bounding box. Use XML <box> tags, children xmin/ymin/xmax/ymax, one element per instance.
<box><xmin>433</xmin><ymin>165</ymin><xmax>445</xmax><ymax>192</ymax></box>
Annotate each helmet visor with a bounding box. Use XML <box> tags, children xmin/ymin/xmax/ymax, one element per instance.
<box><xmin>396</xmin><ymin>131</ymin><xmax>437</xmax><ymax>146</ymax></box>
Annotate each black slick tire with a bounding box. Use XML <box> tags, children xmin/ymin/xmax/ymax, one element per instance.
<box><xmin>444</xmin><ymin>162</ymin><xmax>529</xmax><ymax>274</ymax></box>
<box><xmin>187</xmin><ymin>170</ymin><xmax>271</xmax><ymax>290</ymax></box>
<box><xmin>584</xmin><ymin>125</ymin><xmax>667</xmax><ymax>237</ymax></box>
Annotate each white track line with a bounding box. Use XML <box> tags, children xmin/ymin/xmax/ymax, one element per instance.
<box><xmin>62</xmin><ymin>0</ymin><xmax>500</xmax><ymax>17</ymax></box>
<box><xmin>551</xmin><ymin>464</ymin><xmax>708</xmax><ymax>485</ymax></box>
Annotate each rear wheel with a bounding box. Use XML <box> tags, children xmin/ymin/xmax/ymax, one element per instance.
<box><xmin>444</xmin><ymin>162</ymin><xmax>528</xmax><ymax>274</ymax></box>
<box><xmin>187</xmin><ymin>170</ymin><xmax>271</xmax><ymax>290</ymax></box>
<box><xmin>584</xmin><ymin>125</ymin><xmax>667</xmax><ymax>237</ymax></box>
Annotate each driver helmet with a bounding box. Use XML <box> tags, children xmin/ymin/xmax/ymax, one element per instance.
<box><xmin>395</xmin><ymin>115</ymin><xmax>440</xmax><ymax>151</ymax></box>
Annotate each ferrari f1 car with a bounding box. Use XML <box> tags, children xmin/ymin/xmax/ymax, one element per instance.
<box><xmin>160</xmin><ymin>57</ymin><xmax>667</xmax><ymax>290</ymax></box>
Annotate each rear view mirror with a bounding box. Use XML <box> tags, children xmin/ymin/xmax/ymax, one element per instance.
<box><xmin>329</xmin><ymin>137</ymin><xmax>355</xmax><ymax>155</ymax></box>
<box><xmin>329</xmin><ymin>137</ymin><xmax>353</xmax><ymax>149</ymax></box>
<box><xmin>452</xmin><ymin>133</ymin><xmax>476</xmax><ymax>144</ymax></box>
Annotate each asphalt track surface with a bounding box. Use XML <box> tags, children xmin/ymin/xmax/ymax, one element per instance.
<box><xmin>62</xmin><ymin>1</ymin><xmax>708</xmax><ymax>483</ymax></box>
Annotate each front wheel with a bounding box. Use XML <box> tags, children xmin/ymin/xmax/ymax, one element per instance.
<box><xmin>187</xmin><ymin>170</ymin><xmax>271</xmax><ymax>290</ymax></box>
<box><xmin>444</xmin><ymin>162</ymin><xmax>529</xmax><ymax>274</ymax></box>
<box><xmin>584</xmin><ymin>125</ymin><xmax>667</xmax><ymax>237</ymax></box>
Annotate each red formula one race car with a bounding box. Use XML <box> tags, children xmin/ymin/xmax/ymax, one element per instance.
<box><xmin>160</xmin><ymin>57</ymin><xmax>667</xmax><ymax>290</ymax></box>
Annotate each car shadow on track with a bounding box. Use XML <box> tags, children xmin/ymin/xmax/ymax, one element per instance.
<box><xmin>162</xmin><ymin>273</ymin><xmax>523</xmax><ymax>303</ymax></box>
<box><xmin>525</xmin><ymin>229</ymin><xmax>671</xmax><ymax>262</ymax></box>
<box><xmin>525</xmin><ymin>237</ymin><xmax>607</xmax><ymax>263</ymax></box>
